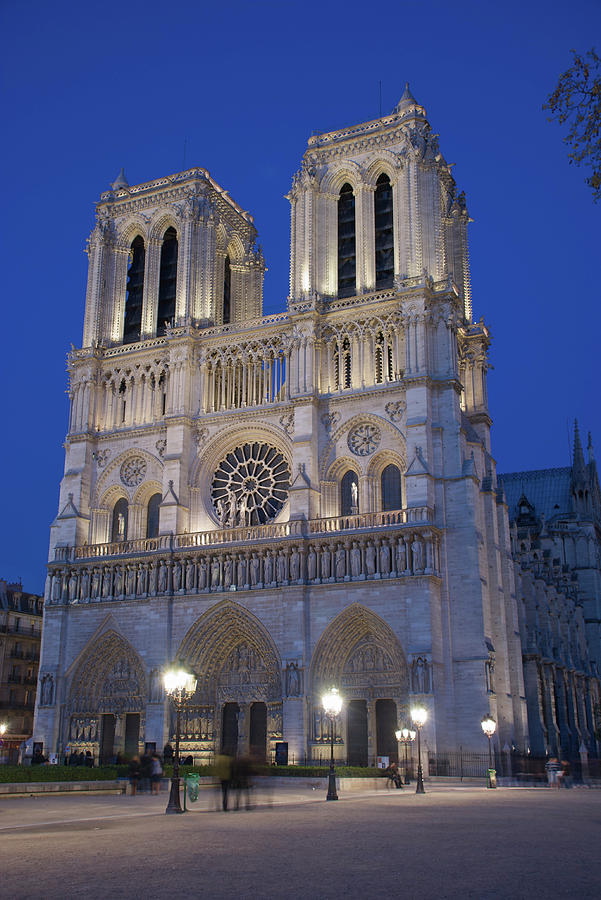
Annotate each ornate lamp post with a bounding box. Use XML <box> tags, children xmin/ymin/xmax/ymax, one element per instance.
<box><xmin>395</xmin><ymin>727</ymin><xmax>416</xmax><ymax>784</ymax></box>
<box><xmin>481</xmin><ymin>715</ymin><xmax>497</xmax><ymax>788</ymax></box>
<box><xmin>322</xmin><ymin>687</ymin><xmax>343</xmax><ymax>801</ymax></box>
<box><xmin>163</xmin><ymin>665</ymin><xmax>197</xmax><ymax>814</ymax></box>
<box><xmin>411</xmin><ymin>706</ymin><xmax>428</xmax><ymax>794</ymax></box>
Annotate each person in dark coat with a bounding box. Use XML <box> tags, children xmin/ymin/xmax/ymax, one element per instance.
<box><xmin>163</xmin><ymin>744</ymin><xmax>174</xmax><ymax>765</ymax></box>
<box><xmin>140</xmin><ymin>752</ymin><xmax>153</xmax><ymax>793</ymax></box>
<box><xmin>128</xmin><ymin>755</ymin><xmax>141</xmax><ymax>795</ymax></box>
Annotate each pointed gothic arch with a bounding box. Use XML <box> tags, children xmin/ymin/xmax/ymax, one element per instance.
<box><xmin>67</xmin><ymin>629</ymin><xmax>148</xmax><ymax>715</ymax></box>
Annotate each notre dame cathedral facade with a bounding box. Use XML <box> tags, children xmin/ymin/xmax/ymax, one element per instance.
<box><xmin>33</xmin><ymin>86</ymin><xmax>599</xmax><ymax>767</ymax></box>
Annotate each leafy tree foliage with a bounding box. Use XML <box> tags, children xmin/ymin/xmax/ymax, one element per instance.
<box><xmin>544</xmin><ymin>49</ymin><xmax>601</xmax><ymax>202</ymax></box>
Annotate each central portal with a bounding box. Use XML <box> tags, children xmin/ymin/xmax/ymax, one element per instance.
<box><xmin>347</xmin><ymin>700</ymin><xmax>368</xmax><ymax>766</ymax></box>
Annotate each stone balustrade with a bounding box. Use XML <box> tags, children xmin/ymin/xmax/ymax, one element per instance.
<box><xmin>48</xmin><ymin>518</ymin><xmax>440</xmax><ymax>606</ymax></box>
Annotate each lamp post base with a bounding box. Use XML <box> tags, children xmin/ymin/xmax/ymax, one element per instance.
<box><xmin>165</xmin><ymin>776</ymin><xmax>184</xmax><ymax>814</ymax></box>
<box><xmin>326</xmin><ymin>766</ymin><xmax>338</xmax><ymax>801</ymax></box>
<box><xmin>415</xmin><ymin>763</ymin><xmax>425</xmax><ymax>794</ymax></box>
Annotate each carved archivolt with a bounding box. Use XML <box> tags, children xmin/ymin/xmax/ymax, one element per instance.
<box><xmin>310</xmin><ymin>603</ymin><xmax>409</xmax><ymax>696</ymax></box>
<box><xmin>177</xmin><ymin>601</ymin><xmax>282</xmax><ymax>705</ymax></box>
<box><xmin>67</xmin><ymin>630</ymin><xmax>147</xmax><ymax>715</ymax></box>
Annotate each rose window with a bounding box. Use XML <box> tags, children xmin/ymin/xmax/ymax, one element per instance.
<box><xmin>348</xmin><ymin>423</ymin><xmax>381</xmax><ymax>456</ymax></box>
<box><xmin>120</xmin><ymin>456</ymin><xmax>147</xmax><ymax>486</ymax></box>
<box><xmin>211</xmin><ymin>443</ymin><xmax>291</xmax><ymax>526</ymax></box>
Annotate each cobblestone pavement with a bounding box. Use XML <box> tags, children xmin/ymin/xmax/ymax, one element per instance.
<box><xmin>0</xmin><ymin>785</ymin><xmax>599</xmax><ymax>899</ymax></box>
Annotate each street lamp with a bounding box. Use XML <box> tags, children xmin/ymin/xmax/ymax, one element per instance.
<box><xmin>411</xmin><ymin>705</ymin><xmax>428</xmax><ymax>794</ymax></box>
<box><xmin>163</xmin><ymin>665</ymin><xmax>197</xmax><ymax>814</ymax></box>
<box><xmin>481</xmin><ymin>715</ymin><xmax>497</xmax><ymax>789</ymax></box>
<box><xmin>322</xmin><ymin>687</ymin><xmax>343</xmax><ymax>801</ymax></box>
<box><xmin>395</xmin><ymin>727</ymin><xmax>416</xmax><ymax>784</ymax></box>
<box><xmin>0</xmin><ymin>722</ymin><xmax>8</xmax><ymax>766</ymax></box>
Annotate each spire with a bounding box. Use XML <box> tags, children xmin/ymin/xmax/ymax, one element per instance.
<box><xmin>111</xmin><ymin>168</ymin><xmax>129</xmax><ymax>191</ymax></box>
<box><xmin>393</xmin><ymin>82</ymin><xmax>426</xmax><ymax>117</ymax></box>
<box><xmin>572</xmin><ymin>419</ymin><xmax>587</xmax><ymax>483</ymax></box>
<box><xmin>588</xmin><ymin>431</ymin><xmax>595</xmax><ymax>464</ymax></box>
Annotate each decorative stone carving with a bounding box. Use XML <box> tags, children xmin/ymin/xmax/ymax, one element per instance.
<box><xmin>93</xmin><ymin>449</ymin><xmax>111</xmax><ymax>467</ymax></box>
<box><xmin>384</xmin><ymin>400</ymin><xmax>406</xmax><ymax>422</ymax></box>
<box><xmin>195</xmin><ymin>426</ymin><xmax>209</xmax><ymax>450</ymax></box>
<box><xmin>155</xmin><ymin>438</ymin><xmax>167</xmax><ymax>458</ymax></box>
<box><xmin>40</xmin><ymin>673</ymin><xmax>54</xmax><ymax>706</ymax></box>
<box><xmin>410</xmin><ymin>656</ymin><xmax>431</xmax><ymax>693</ymax></box>
<box><xmin>285</xmin><ymin>662</ymin><xmax>301</xmax><ymax>697</ymax></box>
<box><xmin>321</xmin><ymin>412</ymin><xmax>340</xmax><ymax>433</ymax></box>
<box><xmin>120</xmin><ymin>456</ymin><xmax>147</xmax><ymax>486</ymax></box>
<box><xmin>279</xmin><ymin>413</ymin><xmax>294</xmax><ymax>437</ymax></box>
<box><xmin>211</xmin><ymin>443</ymin><xmax>290</xmax><ymax>526</ymax></box>
<box><xmin>348</xmin><ymin>422</ymin><xmax>381</xmax><ymax>456</ymax></box>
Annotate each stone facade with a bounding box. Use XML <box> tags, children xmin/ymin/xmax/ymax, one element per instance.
<box><xmin>500</xmin><ymin>423</ymin><xmax>601</xmax><ymax>759</ymax></box>
<box><xmin>34</xmin><ymin>86</ymin><xmax>532</xmax><ymax>764</ymax></box>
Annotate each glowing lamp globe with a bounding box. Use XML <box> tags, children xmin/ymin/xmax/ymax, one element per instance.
<box><xmin>163</xmin><ymin>667</ymin><xmax>197</xmax><ymax>698</ymax></box>
<box><xmin>411</xmin><ymin>706</ymin><xmax>428</xmax><ymax>729</ymax></box>
<box><xmin>481</xmin><ymin>715</ymin><xmax>496</xmax><ymax>738</ymax></box>
<box><xmin>0</xmin><ymin>722</ymin><xmax>7</xmax><ymax>737</ymax></box>
<box><xmin>322</xmin><ymin>687</ymin><xmax>343</xmax><ymax>717</ymax></box>
<box><xmin>395</xmin><ymin>729</ymin><xmax>403</xmax><ymax>741</ymax></box>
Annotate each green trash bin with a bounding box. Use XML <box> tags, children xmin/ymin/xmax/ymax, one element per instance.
<box><xmin>184</xmin><ymin>773</ymin><xmax>200</xmax><ymax>810</ymax></box>
<box><xmin>487</xmin><ymin>768</ymin><xmax>497</xmax><ymax>789</ymax></box>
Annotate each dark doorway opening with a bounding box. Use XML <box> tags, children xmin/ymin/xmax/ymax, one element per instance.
<box><xmin>249</xmin><ymin>702</ymin><xmax>267</xmax><ymax>762</ymax></box>
<box><xmin>347</xmin><ymin>699</ymin><xmax>368</xmax><ymax>766</ymax></box>
<box><xmin>100</xmin><ymin>714</ymin><xmax>115</xmax><ymax>764</ymax></box>
<box><xmin>376</xmin><ymin>699</ymin><xmax>398</xmax><ymax>762</ymax></box>
<box><xmin>125</xmin><ymin>713</ymin><xmax>140</xmax><ymax>758</ymax></box>
<box><xmin>221</xmin><ymin>702</ymin><xmax>240</xmax><ymax>755</ymax></box>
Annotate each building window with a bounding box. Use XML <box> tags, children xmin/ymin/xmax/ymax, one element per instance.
<box><xmin>338</xmin><ymin>183</ymin><xmax>356</xmax><ymax>298</ymax></box>
<box><xmin>375</xmin><ymin>332</ymin><xmax>393</xmax><ymax>384</ymax></box>
<box><xmin>334</xmin><ymin>337</ymin><xmax>352</xmax><ymax>390</ymax></box>
<box><xmin>223</xmin><ymin>255</ymin><xmax>231</xmax><ymax>324</ymax></box>
<box><xmin>157</xmin><ymin>227</ymin><xmax>178</xmax><ymax>335</ymax></box>
<box><xmin>146</xmin><ymin>493</ymin><xmax>162</xmax><ymax>539</ymax></box>
<box><xmin>123</xmin><ymin>236</ymin><xmax>145</xmax><ymax>344</ymax></box>
<box><xmin>381</xmin><ymin>464</ymin><xmax>402</xmax><ymax>511</ymax></box>
<box><xmin>374</xmin><ymin>173</ymin><xmax>394</xmax><ymax>288</ymax></box>
<box><xmin>111</xmin><ymin>498</ymin><xmax>129</xmax><ymax>543</ymax></box>
<box><xmin>341</xmin><ymin>470</ymin><xmax>359</xmax><ymax>516</ymax></box>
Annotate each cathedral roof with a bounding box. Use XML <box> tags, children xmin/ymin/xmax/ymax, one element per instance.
<box><xmin>499</xmin><ymin>467</ymin><xmax>573</xmax><ymax>524</ymax></box>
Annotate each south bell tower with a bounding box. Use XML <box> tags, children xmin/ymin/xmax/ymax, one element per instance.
<box><xmin>36</xmin><ymin>88</ymin><xmax>527</xmax><ymax>766</ymax></box>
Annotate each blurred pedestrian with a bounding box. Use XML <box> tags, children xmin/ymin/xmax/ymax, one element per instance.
<box><xmin>214</xmin><ymin>753</ymin><xmax>233</xmax><ymax>811</ymax></box>
<box><xmin>234</xmin><ymin>755</ymin><xmax>254</xmax><ymax>810</ymax></box>
<box><xmin>140</xmin><ymin>751</ymin><xmax>153</xmax><ymax>793</ymax></box>
<box><xmin>151</xmin><ymin>753</ymin><xmax>163</xmax><ymax>794</ymax></box>
<box><xmin>561</xmin><ymin>759</ymin><xmax>572</xmax><ymax>789</ymax></box>
<box><xmin>128</xmin><ymin>755</ymin><xmax>141</xmax><ymax>795</ymax></box>
<box><xmin>545</xmin><ymin>757</ymin><xmax>561</xmax><ymax>789</ymax></box>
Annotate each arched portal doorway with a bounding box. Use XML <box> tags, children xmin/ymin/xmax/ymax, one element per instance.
<box><xmin>66</xmin><ymin>631</ymin><xmax>147</xmax><ymax>764</ymax></box>
<box><xmin>177</xmin><ymin>602</ymin><xmax>282</xmax><ymax>763</ymax></box>
<box><xmin>310</xmin><ymin>605</ymin><xmax>409</xmax><ymax>766</ymax></box>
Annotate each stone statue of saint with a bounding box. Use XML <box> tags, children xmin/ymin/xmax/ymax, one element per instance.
<box><xmin>264</xmin><ymin>553</ymin><xmax>273</xmax><ymax>585</ymax></box>
<box><xmin>350</xmin><ymin>542</ymin><xmax>361</xmax><ymax>577</ymax></box>
<box><xmin>307</xmin><ymin>547</ymin><xmax>317</xmax><ymax>580</ymax></box>
<box><xmin>237</xmin><ymin>556</ymin><xmax>247</xmax><ymax>587</ymax></box>
<box><xmin>186</xmin><ymin>559</ymin><xmax>195</xmax><ymax>591</ymax></box>
<box><xmin>379</xmin><ymin>541</ymin><xmax>391</xmax><ymax>575</ymax></box>
<box><xmin>276</xmin><ymin>552</ymin><xmax>287</xmax><ymax>583</ymax></box>
<box><xmin>102</xmin><ymin>568</ymin><xmax>112</xmax><ymax>598</ymax></box>
<box><xmin>290</xmin><ymin>548</ymin><xmax>300</xmax><ymax>581</ymax></box>
<box><xmin>172</xmin><ymin>561</ymin><xmax>182</xmax><ymax>592</ymax></box>
<box><xmin>68</xmin><ymin>571</ymin><xmax>78</xmax><ymax>601</ymax></box>
<box><xmin>158</xmin><ymin>563</ymin><xmax>168</xmax><ymax>594</ymax></box>
<box><xmin>223</xmin><ymin>557</ymin><xmax>233</xmax><ymax>589</ymax></box>
<box><xmin>365</xmin><ymin>542</ymin><xmax>376</xmax><ymax>575</ymax></box>
<box><xmin>351</xmin><ymin>480</ymin><xmax>359</xmax><ymax>511</ymax></box>
<box><xmin>411</xmin><ymin>538</ymin><xmax>423</xmax><ymax>572</ymax></box>
<box><xmin>286</xmin><ymin>663</ymin><xmax>301</xmax><ymax>697</ymax></box>
<box><xmin>137</xmin><ymin>564</ymin><xmax>148</xmax><ymax>596</ymax></box>
<box><xmin>396</xmin><ymin>539</ymin><xmax>407</xmax><ymax>573</ymax></box>
<box><xmin>250</xmin><ymin>553</ymin><xmax>260</xmax><ymax>586</ymax></box>
<box><xmin>126</xmin><ymin>565</ymin><xmax>136</xmax><ymax>596</ymax></box>
<box><xmin>117</xmin><ymin>512</ymin><xmax>126</xmax><ymax>540</ymax></box>
<box><xmin>41</xmin><ymin>674</ymin><xmax>54</xmax><ymax>706</ymax></box>
<box><xmin>335</xmin><ymin>545</ymin><xmax>345</xmax><ymax>579</ymax></box>
<box><xmin>198</xmin><ymin>558</ymin><xmax>207</xmax><ymax>590</ymax></box>
<box><xmin>210</xmin><ymin>557</ymin><xmax>221</xmax><ymax>588</ymax></box>
<box><xmin>80</xmin><ymin>569</ymin><xmax>90</xmax><ymax>599</ymax></box>
<box><xmin>150</xmin><ymin>667</ymin><xmax>162</xmax><ymax>703</ymax></box>
<box><xmin>238</xmin><ymin>495</ymin><xmax>248</xmax><ymax>527</ymax></box>
<box><xmin>91</xmin><ymin>568</ymin><xmax>101</xmax><ymax>598</ymax></box>
<box><xmin>52</xmin><ymin>573</ymin><xmax>62</xmax><ymax>602</ymax></box>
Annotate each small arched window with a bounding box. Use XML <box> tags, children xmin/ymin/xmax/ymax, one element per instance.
<box><xmin>157</xmin><ymin>227</ymin><xmax>178</xmax><ymax>336</ymax></box>
<box><xmin>146</xmin><ymin>492</ymin><xmax>162</xmax><ymax>539</ymax></box>
<box><xmin>381</xmin><ymin>464</ymin><xmax>402</xmax><ymax>511</ymax></box>
<box><xmin>338</xmin><ymin>183</ymin><xmax>356</xmax><ymax>298</ymax></box>
<box><xmin>111</xmin><ymin>498</ymin><xmax>129</xmax><ymax>543</ymax></box>
<box><xmin>374</xmin><ymin>173</ymin><xmax>394</xmax><ymax>288</ymax></box>
<box><xmin>123</xmin><ymin>236</ymin><xmax>145</xmax><ymax>344</ymax></box>
<box><xmin>223</xmin><ymin>255</ymin><xmax>231</xmax><ymax>324</ymax></box>
<box><xmin>341</xmin><ymin>470</ymin><xmax>359</xmax><ymax>516</ymax></box>
<box><xmin>375</xmin><ymin>332</ymin><xmax>394</xmax><ymax>384</ymax></box>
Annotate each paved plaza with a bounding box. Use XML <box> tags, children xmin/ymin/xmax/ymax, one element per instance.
<box><xmin>0</xmin><ymin>785</ymin><xmax>599</xmax><ymax>899</ymax></box>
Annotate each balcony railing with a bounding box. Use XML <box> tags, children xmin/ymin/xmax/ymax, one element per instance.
<box><xmin>59</xmin><ymin>507</ymin><xmax>434</xmax><ymax>562</ymax></box>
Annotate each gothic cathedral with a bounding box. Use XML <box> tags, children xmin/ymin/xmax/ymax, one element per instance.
<box><xmin>35</xmin><ymin>86</ymin><xmax>533</xmax><ymax>765</ymax></box>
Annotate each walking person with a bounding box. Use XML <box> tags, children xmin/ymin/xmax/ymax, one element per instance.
<box><xmin>214</xmin><ymin>753</ymin><xmax>233</xmax><ymax>811</ymax></box>
<box><xmin>545</xmin><ymin>756</ymin><xmax>562</xmax><ymax>789</ymax></box>
<box><xmin>560</xmin><ymin>759</ymin><xmax>572</xmax><ymax>789</ymax></box>
<box><xmin>151</xmin><ymin>753</ymin><xmax>163</xmax><ymax>794</ymax></box>
<box><xmin>128</xmin><ymin>755</ymin><xmax>141</xmax><ymax>796</ymax></box>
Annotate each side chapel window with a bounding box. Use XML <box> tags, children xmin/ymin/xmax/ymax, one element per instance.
<box><xmin>381</xmin><ymin>464</ymin><xmax>402</xmax><ymax>511</ymax></box>
<box><xmin>146</xmin><ymin>493</ymin><xmax>162</xmax><ymax>539</ymax></box>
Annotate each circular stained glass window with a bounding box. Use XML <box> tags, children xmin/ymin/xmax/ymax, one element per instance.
<box><xmin>211</xmin><ymin>443</ymin><xmax>290</xmax><ymax>526</ymax></box>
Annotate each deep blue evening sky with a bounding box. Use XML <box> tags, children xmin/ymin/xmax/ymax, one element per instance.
<box><xmin>2</xmin><ymin>0</ymin><xmax>600</xmax><ymax>592</ymax></box>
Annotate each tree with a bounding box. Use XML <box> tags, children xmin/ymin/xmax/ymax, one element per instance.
<box><xmin>543</xmin><ymin>49</ymin><xmax>601</xmax><ymax>202</ymax></box>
